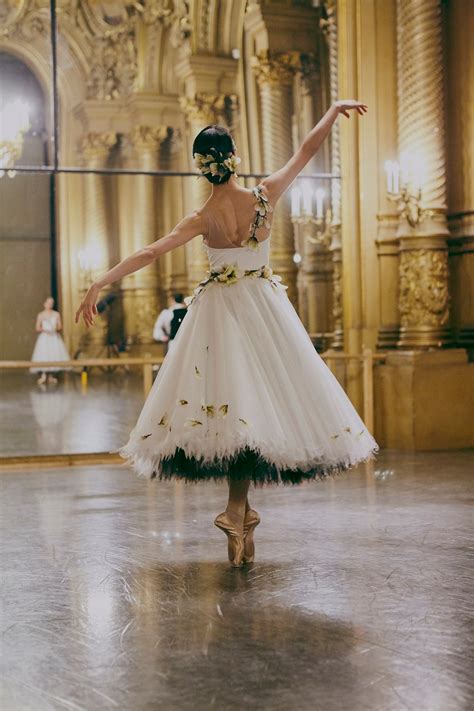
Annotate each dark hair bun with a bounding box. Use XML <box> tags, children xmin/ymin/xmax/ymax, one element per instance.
<box><xmin>192</xmin><ymin>125</ymin><xmax>236</xmax><ymax>184</ymax></box>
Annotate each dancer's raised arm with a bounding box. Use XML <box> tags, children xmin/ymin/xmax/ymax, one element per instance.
<box><xmin>75</xmin><ymin>210</ymin><xmax>205</xmax><ymax>328</ymax></box>
<box><xmin>261</xmin><ymin>100</ymin><xmax>367</xmax><ymax>203</ymax></box>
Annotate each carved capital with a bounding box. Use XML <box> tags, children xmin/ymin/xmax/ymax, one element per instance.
<box><xmin>179</xmin><ymin>93</ymin><xmax>238</xmax><ymax>127</ymax></box>
<box><xmin>80</xmin><ymin>132</ymin><xmax>116</xmax><ymax>164</ymax></box>
<box><xmin>251</xmin><ymin>50</ymin><xmax>315</xmax><ymax>87</ymax></box>
<box><xmin>129</xmin><ymin>125</ymin><xmax>170</xmax><ymax>154</ymax></box>
<box><xmin>399</xmin><ymin>249</ymin><xmax>450</xmax><ymax>330</ymax></box>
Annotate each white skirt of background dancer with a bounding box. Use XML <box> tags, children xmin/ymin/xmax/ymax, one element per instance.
<box><xmin>30</xmin><ymin>313</ymin><xmax>71</xmax><ymax>373</ymax></box>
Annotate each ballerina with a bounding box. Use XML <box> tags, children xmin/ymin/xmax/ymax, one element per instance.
<box><xmin>30</xmin><ymin>297</ymin><xmax>71</xmax><ymax>385</ymax></box>
<box><xmin>76</xmin><ymin>99</ymin><xmax>377</xmax><ymax>567</ymax></box>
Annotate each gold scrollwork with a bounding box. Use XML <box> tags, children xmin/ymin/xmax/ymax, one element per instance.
<box><xmin>0</xmin><ymin>0</ymin><xmax>46</xmax><ymax>39</ymax></box>
<box><xmin>399</xmin><ymin>249</ymin><xmax>450</xmax><ymax>328</ymax></box>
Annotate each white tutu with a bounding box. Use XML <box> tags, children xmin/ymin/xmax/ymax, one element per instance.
<box><xmin>119</xmin><ymin>236</ymin><xmax>379</xmax><ymax>485</ymax></box>
<box><xmin>30</xmin><ymin>313</ymin><xmax>71</xmax><ymax>373</ymax></box>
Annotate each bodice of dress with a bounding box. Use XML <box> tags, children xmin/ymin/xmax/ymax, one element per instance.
<box><xmin>41</xmin><ymin>314</ymin><xmax>59</xmax><ymax>333</ymax></box>
<box><xmin>205</xmin><ymin>238</ymin><xmax>270</xmax><ymax>271</ymax></box>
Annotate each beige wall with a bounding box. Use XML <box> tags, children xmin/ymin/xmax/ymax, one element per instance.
<box><xmin>0</xmin><ymin>138</ymin><xmax>51</xmax><ymax>360</ymax></box>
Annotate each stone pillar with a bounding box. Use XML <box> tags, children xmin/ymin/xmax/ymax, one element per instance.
<box><xmin>80</xmin><ymin>132</ymin><xmax>116</xmax><ymax>352</ymax></box>
<box><xmin>179</xmin><ymin>94</ymin><xmax>221</xmax><ymax>290</ymax></box>
<box><xmin>120</xmin><ymin>125</ymin><xmax>168</xmax><ymax>349</ymax></box>
<box><xmin>158</xmin><ymin>128</ymin><xmax>189</xmax><ymax>301</ymax></box>
<box><xmin>396</xmin><ymin>0</ymin><xmax>451</xmax><ymax>348</ymax></box>
<box><xmin>252</xmin><ymin>50</ymin><xmax>298</xmax><ymax>305</ymax></box>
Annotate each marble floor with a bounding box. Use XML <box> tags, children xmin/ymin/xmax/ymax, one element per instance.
<box><xmin>0</xmin><ymin>450</ymin><xmax>473</xmax><ymax>711</ymax></box>
<box><xmin>0</xmin><ymin>372</ymin><xmax>145</xmax><ymax>457</ymax></box>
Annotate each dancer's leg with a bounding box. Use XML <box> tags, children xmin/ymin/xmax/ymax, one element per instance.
<box><xmin>214</xmin><ymin>479</ymin><xmax>250</xmax><ymax>566</ymax></box>
<box><xmin>226</xmin><ymin>479</ymin><xmax>250</xmax><ymax>518</ymax></box>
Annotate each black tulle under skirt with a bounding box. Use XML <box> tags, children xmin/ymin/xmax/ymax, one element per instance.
<box><xmin>148</xmin><ymin>446</ymin><xmax>376</xmax><ymax>486</ymax></box>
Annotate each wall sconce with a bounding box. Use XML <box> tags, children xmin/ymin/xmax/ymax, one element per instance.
<box><xmin>290</xmin><ymin>182</ymin><xmax>332</xmax><ymax>263</ymax></box>
<box><xmin>384</xmin><ymin>151</ymin><xmax>432</xmax><ymax>228</ymax></box>
<box><xmin>0</xmin><ymin>99</ymin><xmax>30</xmax><ymax>177</ymax></box>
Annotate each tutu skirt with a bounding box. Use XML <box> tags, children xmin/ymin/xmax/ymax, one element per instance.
<box><xmin>119</xmin><ymin>275</ymin><xmax>379</xmax><ymax>485</ymax></box>
<box><xmin>30</xmin><ymin>332</ymin><xmax>71</xmax><ymax>373</ymax></box>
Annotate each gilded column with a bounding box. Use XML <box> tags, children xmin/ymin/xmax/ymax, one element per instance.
<box><xmin>396</xmin><ymin>0</ymin><xmax>451</xmax><ymax>347</ymax></box>
<box><xmin>252</xmin><ymin>50</ymin><xmax>298</xmax><ymax>305</ymax></box>
<box><xmin>294</xmin><ymin>54</ymin><xmax>334</xmax><ymax>342</ymax></box>
<box><xmin>325</xmin><ymin>0</ymin><xmax>344</xmax><ymax>349</ymax></box>
<box><xmin>121</xmin><ymin>126</ymin><xmax>168</xmax><ymax>348</ymax></box>
<box><xmin>80</xmin><ymin>132</ymin><xmax>116</xmax><ymax>352</ymax></box>
<box><xmin>376</xmin><ymin>214</ymin><xmax>400</xmax><ymax>349</ymax></box>
<box><xmin>446</xmin><ymin>0</ymin><xmax>474</xmax><ymax>349</ymax></box>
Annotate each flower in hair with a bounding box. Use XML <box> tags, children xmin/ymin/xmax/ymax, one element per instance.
<box><xmin>194</xmin><ymin>149</ymin><xmax>241</xmax><ymax>182</ymax></box>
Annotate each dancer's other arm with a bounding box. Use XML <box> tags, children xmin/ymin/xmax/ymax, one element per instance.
<box><xmin>35</xmin><ymin>314</ymin><xmax>43</xmax><ymax>333</ymax></box>
<box><xmin>261</xmin><ymin>100</ymin><xmax>368</xmax><ymax>203</ymax></box>
<box><xmin>75</xmin><ymin>211</ymin><xmax>204</xmax><ymax>328</ymax></box>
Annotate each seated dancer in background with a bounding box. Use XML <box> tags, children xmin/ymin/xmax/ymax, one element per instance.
<box><xmin>153</xmin><ymin>293</ymin><xmax>188</xmax><ymax>353</ymax></box>
<box><xmin>75</xmin><ymin>99</ymin><xmax>378</xmax><ymax>568</ymax></box>
<box><xmin>30</xmin><ymin>297</ymin><xmax>71</xmax><ymax>385</ymax></box>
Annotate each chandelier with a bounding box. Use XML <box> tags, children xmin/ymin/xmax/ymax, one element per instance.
<box><xmin>0</xmin><ymin>99</ymin><xmax>30</xmax><ymax>177</ymax></box>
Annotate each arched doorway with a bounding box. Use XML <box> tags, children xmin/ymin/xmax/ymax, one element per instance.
<box><xmin>0</xmin><ymin>52</ymin><xmax>54</xmax><ymax>359</ymax></box>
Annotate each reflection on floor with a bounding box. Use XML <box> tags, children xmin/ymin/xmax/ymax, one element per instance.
<box><xmin>1</xmin><ymin>450</ymin><xmax>473</xmax><ymax>710</ymax></box>
<box><xmin>0</xmin><ymin>371</ymin><xmax>145</xmax><ymax>457</ymax></box>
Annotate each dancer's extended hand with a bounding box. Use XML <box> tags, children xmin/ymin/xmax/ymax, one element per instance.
<box><xmin>334</xmin><ymin>100</ymin><xmax>368</xmax><ymax>118</ymax></box>
<box><xmin>75</xmin><ymin>283</ymin><xmax>100</xmax><ymax>328</ymax></box>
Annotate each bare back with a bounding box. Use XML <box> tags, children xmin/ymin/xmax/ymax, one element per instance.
<box><xmin>201</xmin><ymin>184</ymin><xmax>274</xmax><ymax>250</ymax></box>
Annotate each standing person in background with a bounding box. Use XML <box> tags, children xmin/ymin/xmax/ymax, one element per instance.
<box><xmin>30</xmin><ymin>297</ymin><xmax>71</xmax><ymax>385</ymax></box>
<box><xmin>153</xmin><ymin>294</ymin><xmax>187</xmax><ymax>353</ymax></box>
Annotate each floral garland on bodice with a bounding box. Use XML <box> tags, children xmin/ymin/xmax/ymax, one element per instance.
<box><xmin>241</xmin><ymin>184</ymin><xmax>273</xmax><ymax>251</ymax></box>
<box><xmin>184</xmin><ymin>264</ymin><xmax>286</xmax><ymax>307</ymax></box>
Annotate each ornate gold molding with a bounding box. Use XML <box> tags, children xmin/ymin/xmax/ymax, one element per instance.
<box><xmin>86</xmin><ymin>30</ymin><xmax>137</xmax><ymax>101</ymax></box>
<box><xmin>138</xmin><ymin>0</ymin><xmax>191</xmax><ymax>49</ymax></box>
<box><xmin>0</xmin><ymin>0</ymin><xmax>47</xmax><ymax>39</ymax></box>
<box><xmin>399</xmin><ymin>248</ymin><xmax>450</xmax><ymax>332</ymax></box>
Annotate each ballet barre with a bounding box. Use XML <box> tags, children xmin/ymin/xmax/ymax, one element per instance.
<box><xmin>0</xmin><ymin>357</ymin><xmax>164</xmax><ymax>397</ymax></box>
<box><xmin>0</xmin><ymin>349</ymin><xmax>385</xmax><ymax>431</ymax></box>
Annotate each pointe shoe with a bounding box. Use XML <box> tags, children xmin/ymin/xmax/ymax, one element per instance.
<box><xmin>243</xmin><ymin>509</ymin><xmax>260</xmax><ymax>564</ymax></box>
<box><xmin>214</xmin><ymin>512</ymin><xmax>244</xmax><ymax>567</ymax></box>
<box><xmin>37</xmin><ymin>373</ymin><xmax>47</xmax><ymax>385</ymax></box>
